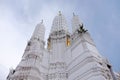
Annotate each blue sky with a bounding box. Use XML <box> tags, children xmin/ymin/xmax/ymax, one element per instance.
<box><xmin>0</xmin><ymin>0</ymin><xmax>120</xmax><ymax>79</ymax></box>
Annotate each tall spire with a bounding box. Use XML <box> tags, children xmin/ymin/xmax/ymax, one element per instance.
<box><xmin>6</xmin><ymin>21</ymin><xmax>46</xmax><ymax>80</ymax></box>
<box><xmin>72</xmin><ymin>13</ymin><xmax>82</xmax><ymax>33</ymax></box>
<box><xmin>32</xmin><ymin>20</ymin><xmax>45</xmax><ymax>41</ymax></box>
<box><xmin>50</xmin><ymin>11</ymin><xmax>68</xmax><ymax>33</ymax></box>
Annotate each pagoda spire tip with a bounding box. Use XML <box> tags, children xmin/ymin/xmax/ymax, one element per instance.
<box><xmin>73</xmin><ymin>12</ymin><xmax>75</xmax><ymax>16</ymax></box>
<box><xmin>58</xmin><ymin>11</ymin><xmax>62</xmax><ymax>16</ymax></box>
<box><xmin>41</xmin><ymin>19</ymin><xmax>43</xmax><ymax>24</ymax></box>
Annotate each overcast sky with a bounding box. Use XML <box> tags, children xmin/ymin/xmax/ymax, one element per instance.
<box><xmin>0</xmin><ymin>0</ymin><xmax>120</xmax><ymax>80</ymax></box>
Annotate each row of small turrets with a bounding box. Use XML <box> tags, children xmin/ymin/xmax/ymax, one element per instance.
<box><xmin>51</xmin><ymin>11</ymin><xmax>87</xmax><ymax>34</ymax></box>
<box><xmin>31</xmin><ymin>11</ymin><xmax>87</xmax><ymax>39</ymax></box>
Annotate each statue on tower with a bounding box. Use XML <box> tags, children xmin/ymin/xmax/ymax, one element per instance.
<box><xmin>77</xmin><ymin>23</ymin><xmax>88</xmax><ymax>33</ymax></box>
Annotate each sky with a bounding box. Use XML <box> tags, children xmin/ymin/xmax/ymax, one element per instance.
<box><xmin>0</xmin><ymin>0</ymin><xmax>120</xmax><ymax>79</ymax></box>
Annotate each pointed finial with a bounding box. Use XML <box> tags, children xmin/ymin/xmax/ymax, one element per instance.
<box><xmin>41</xmin><ymin>19</ymin><xmax>43</xmax><ymax>24</ymax></box>
<box><xmin>73</xmin><ymin>12</ymin><xmax>75</xmax><ymax>16</ymax></box>
<box><xmin>59</xmin><ymin>11</ymin><xmax>62</xmax><ymax>16</ymax></box>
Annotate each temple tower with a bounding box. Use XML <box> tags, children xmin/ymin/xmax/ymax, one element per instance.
<box><xmin>7</xmin><ymin>21</ymin><xmax>46</xmax><ymax>80</ymax></box>
<box><xmin>47</xmin><ymin>12</ymin><xmax>70</xmax><ymax>80</ymax></box>
<box><xmin>66</xmin><ymin>14</ymin><xmax>114</xmax><ymax>80</ymax></box>
<box><xmin>7</xmin><ymin>12</ymin><xmax>117</xmax><ymax>80</ymax></box>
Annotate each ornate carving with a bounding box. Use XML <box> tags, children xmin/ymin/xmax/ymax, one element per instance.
<box><xmin>48</xmin><ymin>73</ymin><xmax>68</xmax><ymax>79</ymax></box>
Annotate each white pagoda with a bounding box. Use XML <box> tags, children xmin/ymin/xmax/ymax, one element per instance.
<box><xmin>7</xmin><ymin>12</ymin><xmax>119</xmax><ymax>80</ymax></box>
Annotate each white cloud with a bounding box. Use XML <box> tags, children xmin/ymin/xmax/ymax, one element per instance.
<box><xmin>0</xmin><ymin>4</ymin><xmax>28</xmax><ymax>80</ymax></box>
<box><xmin>0</xmin><ymin>64</ymin><xmax>8</xmax><ymax>80</ymax></box>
